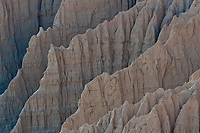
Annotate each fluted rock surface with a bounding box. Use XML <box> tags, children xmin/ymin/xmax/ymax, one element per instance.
<box><xmin>61</xmin><ymin>1</ymin><xmax>200</xmax><ymax>131</ymax></box>
<box><xmin>0</xmin><ymin>0</ymin><xmax>137</xmax><ymax>132</ymax></box>
<box><xmin>11</xmin><ymin>2</ymin><xmax>143</xmax><ymax>132</ymax></box>
<box><xmin>12</xmin><ymin>0</ymin><xmax>196</xmax><ymax>132</ymax></box>
<box><xmin>0</xmin><ymin>0</ymin><xmax>62</xmax><ymax>94</ymax></box>
<box><xmin>62</xmin><ymin>69</ymin><xmax>200</xmax><ymax>132</ymax></box>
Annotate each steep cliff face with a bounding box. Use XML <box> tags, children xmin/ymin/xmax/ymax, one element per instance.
<box><xmin>61</xmin><ymin>69</ymin><xmax>200</xmax><ymax>132</ymax></box>
<box><xmin>11</xmin><ymin>0</ymin><xmax>196</xmax><ymax>132</ymax></box>
<box><xmin>60</xmin><ymin>1</ymin><xmax>200</xmax><ymax>131</ymax></box>
<box><xmin>11</xmin><ymin>1</ymin><xmax>142</xmax><ymax>132</ymax></box>
<box><xmin>39</xmin><ymin>0</ymin><xmax>62</xmax><ymax>29</ymax></box>
<box><xmin>0</xmin><ymin>0</ymin><xmax>62</xmax><ymax>94</ymax></box>
<box><xmin>0</xmin><ymin>0</ymin><xmax>137</xmax><ymax>132</ymax></box>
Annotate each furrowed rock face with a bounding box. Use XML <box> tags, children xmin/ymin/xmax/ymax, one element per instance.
<box><xmin>11</xmin><ymin>1</ymin><xmax>143</xmax><ymax>132</ymax></box>
<box><xmin>12</xmin><ymin>0</ymin><xmax>196</xmax><ymax>132</ymax></box>
<box><xmin>0</xmin><ymin>0</ymin><xmax>137</xmax><ymax>132</ymax></box>
<box><xmin>63</xmin><ymin>69</ymin><xmax>200</xmax><ymax>133</ymax></box>
<box><xmin>0</xmin><ymin>0</ymin><xmax>62</xmax><ymax>94</ymax></box>
<box><xmin>60</xmin><ymin>1</ymin><xmax>200</xmax><ymax>131</ymax></box>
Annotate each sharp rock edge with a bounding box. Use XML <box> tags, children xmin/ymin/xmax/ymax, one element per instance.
<box><xmin>12</xmin><ymin>0</ymin><xmax>197</xmax><ymax>132</ymax></box>
<box><xmin>0</xmin><ymin>0</ymin><xmax>137</xmax><ymax>132</ymax></box>
<box><xmin>60</xmin><ymin>0</ymin><xmax>200</xmax><ymax>132</ymax></box>
<box><xmin>64</xmin><ymin>68</ymin><xmax>200</xmax><ymax>132</ymax></box>
<box><xmin>0</xmin><ymin>0</ymin><xmax>62</xmax><ymax>94</ymax></box>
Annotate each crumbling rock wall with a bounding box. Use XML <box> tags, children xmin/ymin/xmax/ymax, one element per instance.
<box><xmin>60</xmin><ymin>1</ymin><xmax>200</xmax><ymax>131</ymax></box>
<box><xmin>0</xmin><ymin>0</ymin><xmax>62</xmax><ymax>94</ymax></box>
<box><xmin>62</xmin><ymin>69</ymin><xmax>200</xmax><ymax>132</ymax></box>
<box><xmin>12</xmin><ymin>0</ymin><xmax>195</xmax><ymax>132</ymax></box>
<box><xmin>0</xmin><ymin>0</ymin><xmax>137</xmax><ymax>132</ymax></box>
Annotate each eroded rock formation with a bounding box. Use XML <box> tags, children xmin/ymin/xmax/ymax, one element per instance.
<box><xmin>60</xmin><ymin>1</ymin><xmax>200</xmax><ymax>131</ymax></box>
<box><xmin>11</xmin><ymin>0</ymin><xmax>197</xmax><ymax>132</ymax></box>
<box><xmin>62</xmin><ymin>69</ymin><xmax>200</xmax><ymax>132</ymax></box>
<box><xmin>0</xmin><ymin>0</ymin><xmax>136</xmax><ymax>132</ymax></box>
<box><xmin>0</xmin><ymin>0</ymin><xmax>200</xmax><ymax>132</ymax></box>
<box><xmin>0</xmin><ymin>0</ymin><xmax>62</xmax><ymax>94</ymax></box>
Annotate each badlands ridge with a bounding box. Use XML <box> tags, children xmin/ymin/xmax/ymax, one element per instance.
<box><xmin>0</xmin><ymin>0</ymin><xmax>200</xmax><ymax>132</ymax></box>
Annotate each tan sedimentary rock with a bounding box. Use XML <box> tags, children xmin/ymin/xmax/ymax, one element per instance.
<box><xmin>64</xmin><ymin>69</ymin><xmax>200</xmax><ymax>132</ymax></box>
<box><xmin>0</xmin><ymin>0</ymin><xmax>61</xmax><ymax>132</ymax></box>
<box><xmin>11</xmin><ymin>2</ymin><xmax>144</xmax><ymax>132</ymax></box>
<box><xmin>0</xmin><ymin>0</ymin><xmax>61</xmax><ymax>94</ymax></box>
<box><xmin>12</xmin><ymin>0</ymin><xmax>196</xmax><ymax>132</ymax></box>
<box><xmin>60</xmin><ymin>1</ymin><xmax>200</xmax><ymax>131</ymax></box>
<box><xmin>1</xmin><ymin>0</ymin><xmax>137</xmax><ymax>132</ymax></box>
